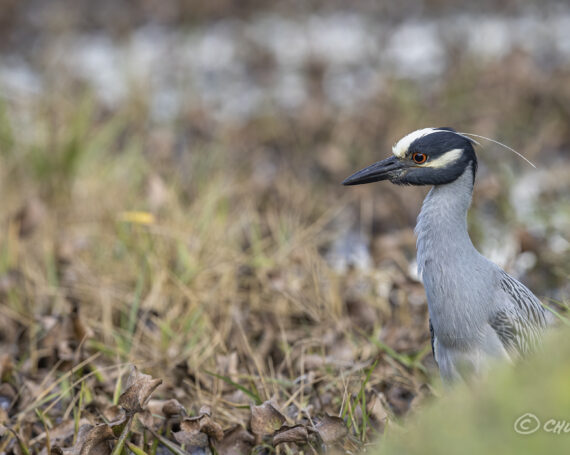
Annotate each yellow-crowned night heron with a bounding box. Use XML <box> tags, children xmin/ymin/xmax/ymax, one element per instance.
<box><xmin>343</xmin><ymin>127</ymin><xmax>549</xmax><ymax>384</ymax></box>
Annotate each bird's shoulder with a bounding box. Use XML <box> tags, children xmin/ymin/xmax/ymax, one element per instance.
<box><xmin>488</xmin><ymin>270</ymin><xmax>547</xmax><ymax>357</ymax></box>
<box><xmin>495</xmin><ymin>271</ymin><xmax>545</xmax><ymax>321</ymax></box>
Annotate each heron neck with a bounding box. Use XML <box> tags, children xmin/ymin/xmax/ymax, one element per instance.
<box><xmin>415</xmin><ymin>165</ymin><xmax>477</xmax><ymax>278</ymax></box>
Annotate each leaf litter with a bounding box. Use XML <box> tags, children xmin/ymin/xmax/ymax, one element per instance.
<box><xmin>1</xmin><ymin>16</ymin><xmax>568</xmax><ymax>453</ymax></box>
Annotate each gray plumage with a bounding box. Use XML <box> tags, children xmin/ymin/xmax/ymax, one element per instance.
<box><xmin>343</xmin><ymin>127</ymin><xmax>549</xmax><ymax>384</ymax></box>
<box><xmin>416</xmin><ymin>164</ymin><xmax>547</xmax><ymax>382</ymax></box>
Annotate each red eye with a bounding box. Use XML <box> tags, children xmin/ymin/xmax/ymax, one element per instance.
<box><xmin>412</xmin><ymin>152</ymin><xmax>427</xmax><ymax>164</ymax></box>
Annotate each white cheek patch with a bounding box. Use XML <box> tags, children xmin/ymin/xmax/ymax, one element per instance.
<box><xmin>392</xmin><ymin>128</ymin><xmax>438</xmax><ymax>158</ymax></box>
<box><xmin>424</xmin><ymin>148</ymin><xmax>463</xmax><ymax>168</ymax></box>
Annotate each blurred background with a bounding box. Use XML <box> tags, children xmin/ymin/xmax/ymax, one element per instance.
<box><xmin>0</xmin><ymin>0</ymin><xmax>568</xmax><ymax>452</ymax></box>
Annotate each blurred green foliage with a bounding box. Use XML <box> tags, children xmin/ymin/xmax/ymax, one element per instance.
<box><xmin>381</xmin><ymin>328</ymin><xmax>570</xmax><ymax>454</ymax></box>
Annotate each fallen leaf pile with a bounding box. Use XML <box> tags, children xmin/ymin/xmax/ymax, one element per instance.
<box><xmin>31</xmin><ymin>367</ymin><xmax>364</xmax><ymax>454</ymax></box>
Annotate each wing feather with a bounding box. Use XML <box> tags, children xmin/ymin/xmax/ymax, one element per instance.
<box><xmin>489</xmin><ymin>272</ymin><xmax>548</xmax><ymax>357</ymax></box>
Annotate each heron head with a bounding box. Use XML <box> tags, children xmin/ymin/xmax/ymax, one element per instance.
<box><xmin>342</xmin><ymin>127</ymin><xmax>477</xmax><ymax>187</ymax></box>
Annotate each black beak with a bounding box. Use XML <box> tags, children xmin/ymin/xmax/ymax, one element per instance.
<box><xmin>342</xmin><ymin>156</ymin><xmax>405</xmax><ymax>186</ymax></box>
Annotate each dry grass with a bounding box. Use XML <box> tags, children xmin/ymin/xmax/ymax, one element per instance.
<box><xmin>0</xmin><ymin>42</ymin><xmax>569</xmax><ymax>453</ymax></box>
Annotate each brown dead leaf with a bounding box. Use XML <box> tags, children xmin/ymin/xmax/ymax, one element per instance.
<box><xmin>199</xmin><ymin>416</ymin><xmax>224</xmax><ymax>441</ymax></box>
<box><xmin>137</xmin><ymin>410</ymin><xmax>155</xmax><ymax>429</ymax></box>
<box><xmin>44</xmin><ymin>417</ymin><xmax>90</xmax><ymax>447</ymax></box>
<box><xmin>214</xmin><ymin>425</ymin><xmax>255</xmax><ymax>455</ymax></box>
<box><xmin>102</xmin><ymin>405</ymin><xmax>124</xmax><ymax>423</ymax></box>
<box><xmin>162</xmin><ymin>398</ymin><xmax>187</xmax><ymax>417</ymax></box>
<box><xmin>180</xmin><ymin>417</ymin><xmax>200</xmax><ymax>433</ymax></box>
<box><xmin>170</xmin><ymin>406</ymin><xmax>224</xmax><ymax>452</ymax></box>
<box><xmin>118</xmin><ymin>366</ymin><xmax>162</xmax><ymax>414</ymax></box>
<box><xmin>173</xmin><ymin>429</ymin><xmax>209</xmax><ymax>450</ymax></box>
<box><xmin>72</xmin><ymin>423</ymin><xmax>115</xmax><ymax>455</ymax></box>
<box><xmin>181</xmin><ymin>411</ymin><xmax>224</xmax><ymax>441</ymax></box>
<box><xmin>315</xmin><ymin>414</ymin><xmax>348</xmax><ymax>444</ymax></box>
<box><xmin>273</xmin><ymin>424</ymin><xmax>309</xmax><ymax>446</ymax></box>
<box><xmin>250</xmin><ymin>401</ymin><xmax>287</xmax><ymax>437</ymax></box>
